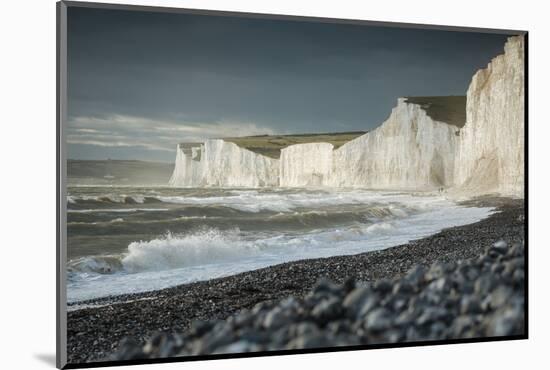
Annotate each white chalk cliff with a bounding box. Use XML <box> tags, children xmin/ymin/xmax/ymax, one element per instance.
<box><xmin>328</xmin><ymin>99</ymin><xmax>459</xmax><ymax>190</ymax></box>
<box><xmin>279</xmin><ymin>143</ymin><xmax>334</xmax><ymax>187</ymax></box>
<box><xmin>168</xmin><ymin>144</ymin><xmax>205</xmax><ymax>187</ymax></box>
<box><xmin>453</xmin><ymin>36</ymin><xmax>525</xmax><ymax>197</ymax></box>
<box><xmin>169</xmin><ymin>36</ymin><xmax>524</xmax><ymax>197</ymax></box>
<box><xmin>169</xmin><ymin>139</ymin><xmax>279</xmax><ymax>187</ymax></box>
<box><xmin>202</xmin><ymin>140</ymin><xmax>279</xmax><ymax>187</ymax></box>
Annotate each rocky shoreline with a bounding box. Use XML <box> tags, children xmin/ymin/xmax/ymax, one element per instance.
<box><xmin>67</xmin><ymin>197</ymin><xmax>525</xmax><ymax>364</ymax></box>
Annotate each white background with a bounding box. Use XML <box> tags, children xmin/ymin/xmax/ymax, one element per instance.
<box><xmin>1</xmin><ymin>0</ymin><xmax>548</xmax><ymax>368</ymax></box>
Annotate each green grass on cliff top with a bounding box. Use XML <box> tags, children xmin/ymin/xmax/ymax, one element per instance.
<box><xmin>224</xmin><ymin>131</ymin><xmax>367</xmax><ymax>159</ymax></box>
<box><xmin>180</xmin><ymin>96</ymin><xmax>466</xmax><ymax>159</ymax></box>
<box><xmin>404</xmin><ymin>96</ymin><xmax>466</xmax><ymax>128</ymax></box>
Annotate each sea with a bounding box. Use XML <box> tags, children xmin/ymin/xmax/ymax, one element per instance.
<box><xmin>66</xmin><ymin>184</ymin><xmax>494</xmax><ymax>303</ymax></box>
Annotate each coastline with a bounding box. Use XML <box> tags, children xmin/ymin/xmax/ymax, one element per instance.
<box><xmin>67</xmin><ymin>196</ymin><xmax>524</xmax><ymax>364</ymax></box>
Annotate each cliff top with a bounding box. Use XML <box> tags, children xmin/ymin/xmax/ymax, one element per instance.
<box><xmin>404</xmin><ymin>96</ymin><xmax>466</xmax><ymax>128</ymax></box>
<box><xmin>224</xmin><ymin>131</ymin><xmax>367</xmax><ymax>159</ymax></box>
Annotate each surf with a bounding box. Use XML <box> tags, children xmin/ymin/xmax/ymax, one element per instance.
<box><xmin>65</xmin><ymin>189</ymin><xmax>495</xmax><ymax>303</ymax></box>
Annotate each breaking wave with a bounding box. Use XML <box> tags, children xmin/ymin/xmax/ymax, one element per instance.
<box><xmin>67</xmin><ymin>190</ymin><xmax>433</xmax><ymax>214</ymax></box>
<box><xmin>68</xmin><ymin>255</ymin><xmax>124</xmax><ymax>275</ymax></box>
<box><xmin>67</xmin><ymin>194</ymin><xmax>162</xmax><ymax>206</ymax></box>
<box><xmin>121</xmin><ymin>229</ymin><xmax>258</xmax><ymax>273</ymax></box>
<box><xmin>68</xmin><ymin>208</ymin><xmax>169</xmax><ymax>213</ymax></box>
<box><xmin>67</xmin><ymin>228</ymin><xmax>260</xmax><ymax>276</ymax></box>
<box><xmin>67</xmin><ymin>219</ymin><xmax>404</xmax><ymax>277</ymax></box>
<box><xmin>67</xmin><ymin>218</ymin><xmax>125</xmax><ymax>226</ymax></box>
<box><xmin>65</xmin><ymin>188</ymin><xmax>497</xmax><ymax>302</ymax></box>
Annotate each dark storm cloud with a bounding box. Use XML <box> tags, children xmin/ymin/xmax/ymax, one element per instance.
<box><xmin>67</xmin><ymin>7</ymin><xmax>511</xmax><ymax>161</ymax></box>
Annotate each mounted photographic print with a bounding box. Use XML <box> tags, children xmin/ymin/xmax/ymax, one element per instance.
<box><xmin>56</xmin><ymin>1</ymin><xmax>527</xmax><ymax>368</ymax></box>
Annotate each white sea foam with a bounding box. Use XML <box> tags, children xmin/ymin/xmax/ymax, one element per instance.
<box><xmin>68</xmin><ymin>218</ymin><xmax>125</xmax><ymax>226</ymax></box>
<box><xmin>67</xmin><ymin>194</ymin><xmax>147</xmax><ymax>204</ymax></box>
<box><xmin>154</xmin><ymin>190</ymin><xmax>438</xmax><ymax>213</ymax></box>
<box><xmin>365</xmin><ymin>222</ymin><xmax>395</xmax><ymax>234</ymax></box>
<box><xmin>68</xmin><ymin>255</ymin><xmax>123</xmax><ymax>275</ymax></box>
<box><xmin>121</xmin><ymin>229</ymin><xmax>259</xmax><ymax>273</ymax></box>
<box><xmin>68</xmin><ymin>208</ymin><xmax>169</xmax><ymax>213</ymax></box>
<box><xmin>68</xmin><ymin>189</ymin><xmax>443</xmax><ymax>214</ymax></box>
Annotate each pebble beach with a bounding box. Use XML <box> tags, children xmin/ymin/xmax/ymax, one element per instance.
<box><xmin>67</xmin><ymin>197</ymin><xmax>525</xmax><ymax>364</ymax></box>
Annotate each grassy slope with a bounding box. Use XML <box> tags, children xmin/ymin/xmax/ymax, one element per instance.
<box><xmin>178</xmin><ymin>96</ymin><xmax>465</xmax><ymax>159</ymax></box>
<box><xmin>224</xmin><ymin>131</ymin><xmax>367</xmax><ymax>159</ymax></box>
<box><xmin>404</xmin><ymin>96</ymin><xmax>466</xmax><ymax>128</ymax></box>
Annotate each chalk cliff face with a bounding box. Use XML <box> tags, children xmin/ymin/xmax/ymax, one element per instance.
<box><xmin>170</xmin><ymin>36</ymin><xmax>524</xmax><ymax>196</ymax></box>
<box><xmin>202</xmin><ymin>140</ymin><xmax>279</xmax><ymax>187</ymax></box>
<box><xmin>454</xmin><ymin>36</ymin><xmax>525</xmax><ymax>197</ymax></box>
<box><xmin>330</xmin><ymin>99</ymin><xmax>459</xmax><ymax>189</ymax></box>
<box><xmin>169</xmin><ymin>99</ymin><xmax>462</xmax><ymax>190</ymax></box>
<box><xmin>168</xmin><ymin>144</ymin><xmax>205</xmax><ymax>187</ymax></box>
<box><xmin>279</xmin><ymin>143</ymin><xmax>334</xmax><ymax>187</ymax></box>
<box><xmin>169</xmin><ymin>140</ymin><xmax>279</xmax><ymax>187</ymax></box>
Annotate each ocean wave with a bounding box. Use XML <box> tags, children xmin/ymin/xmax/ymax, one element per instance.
<box><xmin>67</xmin><ymin>218</ymin><xmax>125</xmax><ymax>226</ymax></box>
<box><xmin>68</xmin><ymin>255</ymin><xmax>124</xmax><ymax>275</ymax></box>
<box><xmin>121</xmin><ymin>229</ymin><xmax>258</xmax><ymax>273</ymax></box>
<box><xmin>68</xmin><ymin>208</ymin><xmax>169</xmax><ymax>213</ymax></box>
<box><xmin>67</xmin><ymin>215</ymin><xmax>216</xmax><ymax>226</ymax></box>
<box><xmin>265</xmin><ymin>208</ymin><xmax>394</xmax><ymax>228</ymax></box>
<box><xmin>68</xmin><ymin>219</ymin><xmax>400</xmax><ymax>277</ymax></box>
<box><xmin>365</xmin><ymin>222</ymin><xmax>395</xmax><ymax>234</ymax></box>
<box><xmin>67</xmin><ymin>229</ymin><xmax>256</xmax><ymax>276</ymax></box>
<box><xmin>67</xmin><ymin>190</ymin><xmax>449</xmax><ymax>216</ymax></box>
<box><xmin>67</xmin><ymin>194</ymin><xmax>161</xmax><ymax>205</ymax></box>
<box><xmin>152</xmin><ymin>191</ymin><xmax>433</xmax><ymax>214</ymax></box>
<box><xmin>133</xmin><ymin>220</ymin><xmax>398</xmax><ymax>265</ymax></box>
<box><xmin>65</xmin><ymin>189</ymin><xmax>497</xmax><ymax>302</ymax></box>
<box><xmin>154</xmin><ymin>195</ymin><xmax>292</xmax><ymax>213</ymax></box>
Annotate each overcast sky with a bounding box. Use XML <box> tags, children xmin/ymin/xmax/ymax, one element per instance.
<box><xmin>67</xmin><ymin>7</ymin><xmax>511</xmax><ymax>162</ymax></box>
